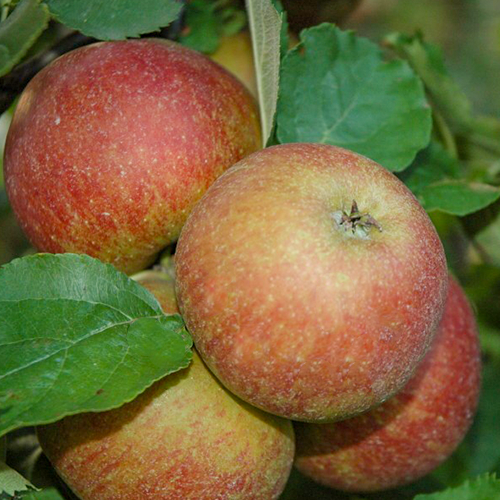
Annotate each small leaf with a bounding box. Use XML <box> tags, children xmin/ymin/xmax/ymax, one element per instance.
<box><xmin>0</xmin><ymin>254</ymin><xmax>192</xmax><ymax>438</ymax></box>
<box><xmin>384</xmin><ymin>32</ymin><xmax>500</xmax><ymax>156</ymax></box>
<box><xmin>276</xmin><ymin>24</ymin><xmax>432</xmax><ymax>171</ymax></box>
<box><xmin>0</xmin><ymin>461</ymin><xmax>38</xmax><ymax>497</ymax></box>
<box><xmin>418</xmin><ymin>181</ymin><xmax>500</xmax><ymax>216</ymax></box>
<box><xmin>179</xmin><ymin>0</ymin><xmax>246</xmax><ymax>54</ymax></box>
<box><xmin>401</xmin><ymin>143</ymin><xmax>500</xmax><ymax>215</ymax></box>
<box><xmin>384</xmin><ymin>32</ymin><xmax>473</xmax><ymax>135</ymax></box>
<box><xmin>45</xmin><ymin>0</ymin><xmax>182</xmax><ymax>40</ymax></box>
<box><xmin>0</xmin><ymin>0</ymin><xmax>50</xmax><ymax>77</ymax></box>
<box><xmin>245</xmin><ymin>0</ymin><xmax>282</xmax><ymax>145</ymax></box>
<box><xmin>415</xmin><ymin>474</ymin><xmax>500</xmax><ymax>499</ymax></box>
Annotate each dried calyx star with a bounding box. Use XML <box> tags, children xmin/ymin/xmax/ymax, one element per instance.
<box><xmin>332</xmin><ymin>200</ymin><xmax>383</xmax><ymax>239</ymax></box>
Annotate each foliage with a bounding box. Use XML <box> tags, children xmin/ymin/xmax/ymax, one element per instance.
<box><xmin>179</xmin><ymin>0</ymin><xmax>246</xmax><ymax>54</ymax></box>
<box><xmin>0</xmin><ymin>0</ymin><xmax>49</xmax><ymax>77</ymax></box>
<box><xmin>1</xmin><ymin>0</ymin><xmax>500</xmax><ymax>498</ymax></box>
<box><xmin>0</xmin><ymin>254</ymin><xmax>192</xmax><ymax>438</ymax></box>
<box><xmin>276</xmin><ymin>24</ymin><xmax>431</xmax><ymax>171</ymax></box>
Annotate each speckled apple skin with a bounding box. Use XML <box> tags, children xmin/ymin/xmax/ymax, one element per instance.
<box><xmin>37</xmin><ymin>273</ymin><xmax>294</xmax><ymax>500</ymax></box>
<box><xmin>175</xmin><ymin>143</ymin><xmax>448</xmax><ymax>422</ymax></box>
<box><xmin>4</xmin><ymin>39</ymin><xmax>261</xmax><ymax>274</ymax></box>
<box><xmin>294</xmin><ymin>276</ymin><xmax>481</xmax><ymax>492</ymax></box>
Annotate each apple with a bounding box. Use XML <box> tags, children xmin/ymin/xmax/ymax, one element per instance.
<box><xmin>175</xmin><ymin>143</ymin><xmax>448</xmax><ymax>423</ymax></box>
<box><xmin>4</xmin><ymin>39</ymin><xmax>261</xmax><ymax>274</ymax></box>
<box><xmin>37</xmin><ymin>270</ymin><xmax>295</xmax><ymax>500</ymax></box>
<box><xmin>294</xmin><ymin>276</ymin><xmax>481</xmax><ymax>492</ymax></box>
<box><xmin>210</xmin><ymin>31</ymin><xmax>258</xmax><ymax>98</ymax></box>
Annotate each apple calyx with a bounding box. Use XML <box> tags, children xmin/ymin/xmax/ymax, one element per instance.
<box><xmin>332</xmin><ymin>200</ymin><xmax>383</xmax><ymax>239</ymax></box>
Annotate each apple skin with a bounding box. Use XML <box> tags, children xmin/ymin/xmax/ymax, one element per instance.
<box><xmin>210</xmin><ymin>31</ymin><xmax>258</xmax><ymax>98</ymax></box>
<box><xmin>175</xmin><ymin>143</ymin><xmax>448</xmax><ymax>423</ymax></box>
<box><xmin>37</xmin><ymin>271</ymin><xmax>295</xmax><ymax>500</ymax></box>
<box><xmin>4</xmin><ymin>39</ymin><xmax>261</xmax><ymax>274</ymax></box>
<box><xmin>294</xmin><ymin>276</ymin><xmax>481</xmax><ymax>492</ymax></box>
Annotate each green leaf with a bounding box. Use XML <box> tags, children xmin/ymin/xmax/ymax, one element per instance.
<box><xmin>0</xmin><ymin>254</ymin><xmax>192</xmax><ymax>438</ymax></box>
<box><xmin>0</xmin><ymin>461</ymin><xmax>38</xmax><ymax>497</ymax></box>
<box><xmin>276</xmin><ymin>24</ymin><xmax>432</xmax><ymax>172</ymax></box>
<box><xmin>416</xmin><ymin>181</ymin><xmax>500</xmax><ymax>216</ymax></box>
<box><xmin>401</xmin><ymin>143</ymin><xmax>500</xmax><ymax>215</ymax></box>
<box><xmin>384</xmin><ymin>32</ymin><xmax>500</xmax><ymax>157</ymax></box>
<box><xmin>44</xmin><ymin>0</ymin><xmax>182</xmax><ymax>40</ymax></box>
<box><xmin>0</xmin><ymin>0</ymin><xmax>50</xmax><ymax>77</ymax></box>
<box><xmin>415</xmin><ymin>474</ymin><xmax>500</xmax><ymax>499</ymax></box>
<box><xmin>245</xmin><ymin>0</ymin><xmax>282</xmax><ymax>145</ymax></box>
<box><xmin>179</xmin><ymin>0</ymin><xmax>246</xmax><ymax>54</ymax></box>
<box><xmin>384</xmin><ymin>32</ymin><xmax>473</xmax><ymax>134</ymax></box>
<box><xmin>20</xmin><ymin>488</ymin><xmax>65</xmax><ymax>500</ymax></box>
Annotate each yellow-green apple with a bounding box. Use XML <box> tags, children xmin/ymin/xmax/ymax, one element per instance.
<box><xmin>209</xmin><ymin>30</ymin><xmax>298</xmax><ymax>99</ymax></box>
<box><xmin>294</xmin><ymin>276</ymin><xmax>481</xmax><ymax>492</ymax></box>
<box><xmin>4</xmin><ymin>39</ymin><xmax>261</xmax><ymax>274</ymax></box>
<box><xmin>175</xmin><ymin>143</ymin><xmax>448</xmax><ymax>422</ymax></box>
<box><xmin>210</xmin><ymin>31</ymin><xmax>258</xmax><ymax>98</ymax></box>
<box><xmin>37</xmin><ymin>270</ymin><xmax>294</xmax><ymax>500</ymax></box>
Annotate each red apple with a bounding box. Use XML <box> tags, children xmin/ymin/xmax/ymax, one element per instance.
<box><xmin>4</xmin><ymin>39</ymin><xmax>261</xmax><ymax>274</ymax></box>
<box><xmin>175</xmin><ymin>143</ymin><xmax>448</xmax><ymax>422</ymax></box>
<box><xmin>37</xmin><ymin>270</ymin><xmax>295</xmax><ymax>500</ymax></box>
<box><xmin>294</xmin><ymin>276</ymin><xmax>481</xmax><ymax>492</ymax></box>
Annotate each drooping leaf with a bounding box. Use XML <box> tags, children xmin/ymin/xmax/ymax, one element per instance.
<box><xmin>401</xmin><ymin>143</ymin><xmax>500</xmax><ymax>215</ymax></box>
<box><xmin>0</xmin><ymin>461</ymin><xmax>38</xmax><ymax>498</ymax></box>
<box><xmin>415</xmin><ymin>474</ymin><xmax>500</xmax><ymax>499</ymax></box>
<box><xmin>0</xmin><ymin>254</ymin><xmax>192</xmax><ymax>438</ymax></box>
<box><xmin>0</xmin><ymin>0</ymin><xmax>50</xmax><ymax>77</ymax></box>
<box><xmin>276</xmin><ymin>24</ymin><xmax>432</xmax><ymax>171</ymax></box>
<box><xmin>384</xmin><ymin>32</ymin><xmax>473</xmax><ymax>134</ymax></box>
<box><xmin>44</xmin><ymin>0</ymin><xmax>182</xmax><ymax>40</ymax></box>
<box><xmin>384</xmin><ymin>32</ymin><xmax>500</xmax><ymax>156</ymax></box>
<box><xmin>245</xmin><ymin>0</ymin><xmax>282</xmax><ymax>145</ymax></box>
<box><xmin>179</xmin><ymin>0</ymin><xmax>246</xmax><ymax>54</ymax></box>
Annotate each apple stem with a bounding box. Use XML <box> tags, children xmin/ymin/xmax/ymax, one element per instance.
<box><xmin>331</xmin><ymin>200</ymin><xmax>383</xmax><ymax>239</ymax></box>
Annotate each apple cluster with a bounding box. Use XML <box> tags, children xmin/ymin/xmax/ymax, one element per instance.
<box><xmin>4</xmin><ymin>39</ymin><xmax>481</xmax><ymax>499</ymax></box>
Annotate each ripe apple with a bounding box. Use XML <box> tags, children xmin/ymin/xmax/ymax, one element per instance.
<box><xmin>4</xmin><ymin>39</ymin><xmax>261</xmax><ymax>274</ymax></box>
<box><xmin>294</xmin><ymin>276</ymin><xmax>481</xmax><ymax>492</ymax></box>
<box><xmin>37</xmin><ymin>270</ymin><xmax>295</xmax><ymax>500</ymax></box>
<box><xmin>175</xmin><ymin>143</ymin><xmax>448</xmax><ymax>423</ymax></box>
